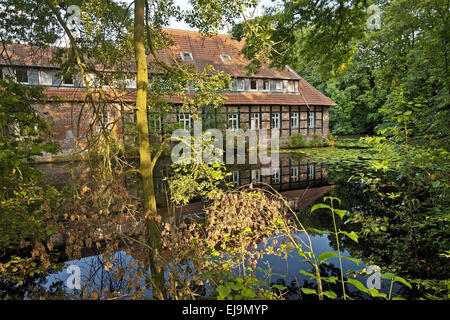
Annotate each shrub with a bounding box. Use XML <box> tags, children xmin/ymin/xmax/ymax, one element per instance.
<box><xmin>287</xmin><ymin>133</ymin><xmax>330</xmax><ymax>148</ymax></box>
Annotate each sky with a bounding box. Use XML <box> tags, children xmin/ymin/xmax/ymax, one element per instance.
<box><xmin>128</xmin><ymin>0</ymin><xmax>278</xmax><ymax>34</ymax></box>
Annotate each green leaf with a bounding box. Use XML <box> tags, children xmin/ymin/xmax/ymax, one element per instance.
<box><xmin>217</xmin><ymin>285</ymin><xmax>231</xmax><ymax>299</ymax></box>
<box><xmin>311</xmin><ymin>203</ymin><xmax>331</xmax><ymax>213</ymax></box>
<box><xmin>321</xmin><ymin>276</ymin><xmax>338</xmax><ymax>284</ymax></box>
<box><xmin>340</xmin><ymin>230</ymin><xmax>359</xmax><ymax>243</ymax></box>
<box><xmin>299</xmin><ymin>270</ymin><xmax>316</xmax><ymax>279</ymax></box>
<box><xmin>342</xmin><ymin>256</ymin><xmax>361</xmax><ymax>265</ymax></box>
<box><xmin>347</xmin><ymin>279</ymin><xmax>369</xmax><ymax>294</ymax></box>
<box><xmin>380</xmin><ymin>272</ymin><xmax>395</xmax><ymax>280</ymax></box>
<box><xmin>307</xmin><ymin>227</ymin><xmax>328</xmax><ymax>235</ymax></box>
<box><xmin>323</xmin><ymin>291</ymin><xmax>337</xmax><ymax>299</ymax></box>
<box><xmin>300</xmin><ymin>288</ymin><xmax>317</xmax><ymax>295</ymax></box>
<box><xmin>334</xmin><ymin>209</ymin><xmax>347</xmax><ymax>219</ymax></box>
<box><xmin>318</xmin><ymin>251</ymin><xmax>338</xmax><ymax>264</ymax></box>
<box><xmin>368</xmin><ymin>288</ymin><xmax>387</xmax><ymax>298</ymax></box>
<box><xmin>271</xmin><ymin>284</ymin><xmax>287</xmax><ymax>291</ymax></box>
<box><xmin>394</xmin><ymin>276</ymin><xmax>412</xmax><ymax>289</ymax></box>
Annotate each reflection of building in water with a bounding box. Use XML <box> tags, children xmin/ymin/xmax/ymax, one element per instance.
<box><xmin>227</xmin><ymin>159</ymin><xmax>328</xmax><ymax>192</ymax></box>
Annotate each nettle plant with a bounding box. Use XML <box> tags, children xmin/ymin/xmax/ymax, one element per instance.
<box><xmin>303</xmin><ymin>196</ymin><xmax>412</xmax><ymax>300</ymax></box>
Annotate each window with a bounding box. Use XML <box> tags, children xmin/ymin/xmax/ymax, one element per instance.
<box><xmin>294</xmin><ymin>81</ymin><xmax>299</xmax><ymax>92</ymax></box>
<box><xmin>308</xmin><ymin>111</ymin><xmax>315</xmax><ymax>128</ymax></box>
<box><xmin>250</xmin><ymin>113</ymin><xmax>260</xmax><ymax>130</ymax></box>
<box><xmin>308</xmin><ymin>164</ymin><xmax>315</xmax><ymax>180</ymax></box>
<box><xmin>15</xmin><ymin>68</ymin><xmax>28</xmax><ymax>83</ymax></box>
<box><xmin>274</xmin><ymin>80</ymin><xmax>283</xmax><ymax>91</ymax></box>
<box><xmin>235</xmin><ymin>78</ymin><xmax>244</xmax><ymax>91</ymax></box>
<box><xmin>271</xmin><ymin>113</ymin><xmax>280</xmax><ymax>129</ymax></box>
<box><xmin>228</xmin><ymin>113</ymin><xmax>239</xmax><ymax>130</ymax></box>
<box><xmin>178</xmin><ymin>113</ymin><xmax>191</xmax><ymax>130</ymax></box>
<box><xmin>251</xmin><ymin>169</ymin><xmax>261</xmax><ymax>183</ymax></box>
<box><xmin>291</xmin><ymin>112</ymin><xmax>299</xmax><ymax>128</ymax></box>
<box><xmin>263</xmin><ymin>80</ymin><xmax>270</xmax><ymax>91</ymax></box>
<box><xmin>272</xmin><ymin>167</ymin><xmax>280</xmax><ymax>184</ymax></box>
<box><xmin>232</xmin><ymin>170</ymin><xmax>240</xmax><ymax>186</ymax></box>
<box><xmin>220</xmin><ymin>54</ymin><xmax>231</xmax><ymax>62</ymax></box>
<box><xmin>62</xmin><ymin>75</ymin><xmax>74</xmax><ymax>85</ymax></box>
<box><xmin>250</xmin><ymin>79</ymin><xmax>257</xmax><ymax>91</ymax></box>
<box><xmin>39</xmin><ymin>70</ymin><xmax>52</xmax><ymax>85</ymax></box>
<box><xmin>149</xmin><ymin>114</ymin><xmax>162</xmax><ymax>133</ymax></box>
<box><xmin>291</xmin><ymin>166</ymin><xmax>299</xmax><ymax>182</ymax></box>
<box><xmin>180</xmin><ymin>52</ymin><xmax>193</xmax><ymax>61</ymax></box>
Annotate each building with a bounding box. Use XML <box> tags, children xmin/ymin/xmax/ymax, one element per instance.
<box><xmin>0</xmin><ymin>29</ymin><xmax>336</xmax><ymax>161</ymax></box>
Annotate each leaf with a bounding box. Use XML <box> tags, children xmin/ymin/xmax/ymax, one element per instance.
<box><xmin>307</xmin><ymin>227</ymin><xmax>327</xmax><ymax>235</ymax></box>
<box><xmin>380</xmin><ymin>272</ymin><xmax>395</xmax><ymax>280</ymax></box>
<box><xmin>347</xmin><ymin>279</ymin><xmax>369</xmax><ymax>294</ymax></box>
<box><xmin>334</xmin><ymin>209</ymin><xmax>347</xmax><ymax>219</ymax></box>
<box><xmin>323</xmin><ymin>291</ymin><xmax>337</xmax><ymax>299</ymax></box>
<box><xmin>271</xmin><ymin>284</ymin><xmax>287</xmax><ymax>291</ymax></box>
<box><xmin>300</xmin><ymin>288</ymin><xmax>317</xmax><ymax>295</ymax></box>
<box><xmin>311</xmin><ymin>203</ymin><xmax>331</xmax><ymax>213</ymax></box>
<box><xmin>217</xmin><ymin>285</ymin><xmax>231</xmax><ymax>299</ymax></box>
<box><xmin>321</xmin><ymin>276</ymin><xmax>338</xmax><ymax>284</ymax></box>
<box><xmin>342</xmin><ymin>256</ymin><xmax>361</xmax><ymax>265</ymax></box>
<box><xmin>394</xmin><ymin>276</ymin><xmax>412</xmax><ymax>289</ymax></box>
<box><xmin>318</xmin><ymin>251</ymin><xmax>338</xmax><ymax>264</ymax></box>
<box><xmin>299</xmin><ymin>270</ymin><xmax>316</xmax><ymax>279</ymax></box>
<box><xmin>340</xmin><ymin>230</ymin><xmax>359</xmax><ymax>243</ymax></box>
<box><xmin>368</xmin><ymin>288</ymin><xmax>387</xmax><ymax>298</ymax></box>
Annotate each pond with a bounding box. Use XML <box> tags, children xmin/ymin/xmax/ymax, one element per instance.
<box><xmin>2</xmin><ymin>137</ymin><xmax>415</xmax><ymax>299</ymax></box>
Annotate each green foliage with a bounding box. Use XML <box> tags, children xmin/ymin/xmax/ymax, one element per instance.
<box><xmin>0</xmin><ymin>78</ymin><xmax>60</xmax><ymax>251</ymax></box>
<box><xmin>293</xmin><ymin>0</ymin><xmax>449</xmax><ymax>136</ymax></box>
<box><xmin>286</xmin><ymin>132</ymin><xmax>330</xmax><ymax>149</ymax></box>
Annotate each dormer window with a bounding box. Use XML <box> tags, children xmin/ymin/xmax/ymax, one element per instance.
<box><xmin>235</xmin><ymin>78</ymin><xmax>244</xmax><ymax>91</ymax></box>
<box><xmin>180</xmin><ymin>52</ymin><xmax>193</xmax><ymax>61</ymax></box>
<box><xmin>220</xmin><ymin>54</ymin><xmax>231</xmax><ymax>62</ymax></box>
<box><xmin>15</xmin><ymin>68</ymin><xmax>28</xmax><ymax>83</ymax></box>
<box><xmin>250</xmin><ymin>79</ymin><xmax>257</xmax><ymax>90</ymax></box>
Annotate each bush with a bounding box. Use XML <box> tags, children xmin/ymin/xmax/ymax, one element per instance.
<box><xmin>287</xmin><ymin>133</ymin><xmax>330</xmax><ymax>148</ymax></box>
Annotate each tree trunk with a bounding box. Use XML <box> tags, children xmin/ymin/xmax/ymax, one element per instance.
<box><xmin>134</xmin><ymin>0</ymin><xmax>165</xmax><ymax>299</ymax></box>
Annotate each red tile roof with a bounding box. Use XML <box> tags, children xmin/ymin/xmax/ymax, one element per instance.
<box><xmin>153</xmin><ymin>29</ymin><xmax>299</xmax><ymax>80</ymax></box>
<box><xmin>43</xmin><ymin>87</ymin><xmax>336</xmax><ymax>106</ymax></box>
<box><xmin>2</xmin><ymin>28</ymin><xmax>336</xmax><ymax>106</ymax></box>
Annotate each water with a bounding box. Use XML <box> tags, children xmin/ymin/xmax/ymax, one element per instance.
<box><xmin>8</xmin><ymin>147</ymin><xmax>410</xmax><ymax>299</ymax></box>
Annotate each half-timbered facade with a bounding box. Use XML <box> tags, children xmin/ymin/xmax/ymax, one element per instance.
<box><xmin>0</xmin><ymin>29</ymin><xmax>336</xmax><ymax>160</ymax></box>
